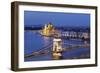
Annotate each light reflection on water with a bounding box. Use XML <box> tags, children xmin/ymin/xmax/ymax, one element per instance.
<box><xmin>24</xmin><ymin>31</ymin><xmax>90</xmax><ymax>62</ymax></box>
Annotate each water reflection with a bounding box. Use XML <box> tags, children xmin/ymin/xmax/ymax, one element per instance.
<box><xmin>24</xmin><ymin>31</ymin><xmax>90</xmax><ymax>62</ymax></box>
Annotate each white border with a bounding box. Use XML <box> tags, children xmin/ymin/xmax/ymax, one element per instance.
<box><xmin>18</xmin><ymin>5</ymin><xmax>96</xmax><ymax>68</ymax></box>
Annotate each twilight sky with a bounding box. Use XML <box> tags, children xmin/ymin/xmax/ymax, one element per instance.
<box><xmin>24</xmin><ymin>11</ymin><xmax>90</xmax><ymax>27</ymax></box>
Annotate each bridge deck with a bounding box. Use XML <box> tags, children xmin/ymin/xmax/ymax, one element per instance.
<box><xmin>24</xmin><ymin>43</ymin><xmax>90</xmax><ymax>58</ymax></box>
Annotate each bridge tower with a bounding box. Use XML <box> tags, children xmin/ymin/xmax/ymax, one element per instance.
<box><xmin>52</xmin><ymin>38</ymin><xmax>63</xmax><ymax>60</ymax></box>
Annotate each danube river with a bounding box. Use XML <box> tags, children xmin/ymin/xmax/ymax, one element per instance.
<box><xmin>24</xmin><ymin>30</ymin><xmax>90</xmax><ymax>62</ymax></box>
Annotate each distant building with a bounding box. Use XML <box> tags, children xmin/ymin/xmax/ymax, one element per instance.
<box><xmin>42</xmin><ymin>22</ymin><xmax>57</xmax><ymax>36</ymax></box>
<box><xmin>82</xmin><ymin>32</ymin><xmax>89</xmax><ymax>40</ymax></box>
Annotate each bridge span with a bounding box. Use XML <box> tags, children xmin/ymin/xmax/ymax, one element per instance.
<box><xmin>25</xmin><ymin>42</ymin><xmax>89</xmax><ymax>59</ymax></box>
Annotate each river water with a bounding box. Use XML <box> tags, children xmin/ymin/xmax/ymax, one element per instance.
<box><xmin>24</xmin><ymin>31</ymin><xmax>90</xmax><ymax>62</ymax></box>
